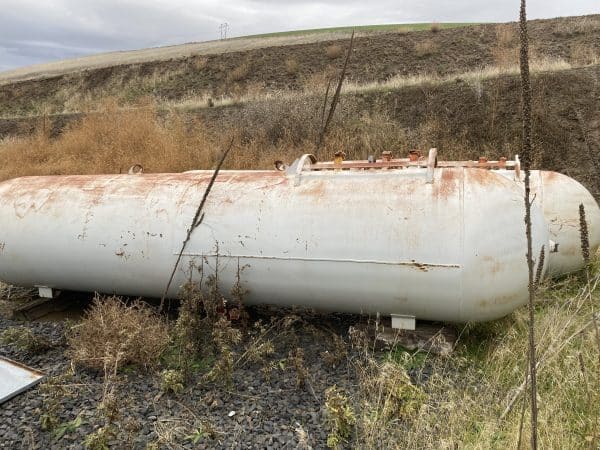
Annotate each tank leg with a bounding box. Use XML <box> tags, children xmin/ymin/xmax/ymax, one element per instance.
<box><xmin>36</xmin><ymin>286</ymin><xmax>56</xmax><ymax>299</ymax></box>
<box><xmin>391</xmin><ymin>314</ymin><xmax>416</xmax><ymax>330</ymax></box>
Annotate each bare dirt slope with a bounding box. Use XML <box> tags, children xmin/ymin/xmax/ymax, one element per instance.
<box><xmin>0</xmin><ymin>23</ymin><xmax>473</xmax><ymax>85</ymax></box>
<box><xmin>0</xmin><ymin>31</ymin><xmax>380</xmax><ymax>85</ymax></box>
<box><xmin>0</xmin><ymin>15</ymin><xmax>597</xmax><ymax>118</ymax></box>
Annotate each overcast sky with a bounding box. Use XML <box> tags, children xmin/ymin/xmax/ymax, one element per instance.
<box><xmin>0</xmin><ymin>0</ymin><xmax>597</xmax><ymax>72</ymax></box>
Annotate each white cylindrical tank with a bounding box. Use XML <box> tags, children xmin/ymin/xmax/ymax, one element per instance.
<box><xmin>494</xmin><ymin>169</ymin><xmax>600</xmax><ymax>276</ymax></box>
<box><xmin>0</xmin><ymin>160</ymin><xmax>549</xmax><ymax>322</ymax></box>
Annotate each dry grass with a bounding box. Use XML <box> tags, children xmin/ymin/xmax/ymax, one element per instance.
<box><xmin>0</xmin><ymin>56</ymin><xmax>577</xmax><ymax>183</ymax></box>
<box><xmin>571</xmin><ymin>44</ymin><xmax>599</xmax><ymax>66</ymax></box>
<box><xmin>301</xmin><ymin>66</ymin><xmax>337</xmax><ymax>93</ymax></box>
<box><xmin>430</xmin><ymin>22</ymin><xmax>441</xmax><ymax>33</ymax></box>
<box><xmin>227</xmin><ymin>62</ymin><xmax>251</xmax><ymax>82</ymax></box>
<box><xmin>325</xmin><ymin>44</ymin><xmax>344</xmax><ymax>59</ymax></box>
<box><xmin>193</xmin><ymin>56</ymin><xmax>208</xmax><ymax>71</ymax></box>
<box><xmin>554</xmin><ymin>16</ymin><xmax>600</xmax><ymax>37</ymax></box>
<box><xmin>153</xmin><ymin>55</ymin><xmax>576</xmax><ymax>114</ymax></box>
<box><xmin>1</xmin><ymin>326</ymin><xmax>51</xmax><ymax>354</ymax></box>
<box><xmin>0</xmin><ymin>53</ymin><xmax>584</xmax><ymax>187</ymax></box>
<box><xmin>343</xmin><ymin>56</ymin><xmax>572</xmax><ymax>95</ymax></box>
<box><xmin>340</xmin><ymin>261</ymin><xmax>600</xmax><ymax>448</ymax></box>
<box><xmin>0</xmin><ymin>92</ymin><xmax>413</xmax><ymax>180</ymax></box>
<box><xmin>414</xmin><ymin>39</ymin><xmax>438</xmax><ymax>57</ymax></box>
<box><xmin>493</xmin><ymin>24</ymin><xmax>519</xmax><ymax>69</ymax></box>
<box><xmin>67</xmin><ymin>294</ymin><xmax>169</xmax><ymax>371</ymax></box>
<box><xmin>285</xmin><ymin>58</ymin><xmax>300</xmax><ymax>75</ymax></box>
<box><xmin>0</xmin><ymin>99</ymin><xmax>227</xmax><ymax>180</ymax></box>
<box><xmin>3</xmin><ymin>18</ymin><xmax>597</xmax><ymax>121</ymax></box>
<box><xmin>0</xmin><ymin>281</ymin><xmax>37</xmax><ymax>302</ymax></box>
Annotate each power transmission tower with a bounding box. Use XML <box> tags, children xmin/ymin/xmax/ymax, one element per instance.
<box><xmin>219</xmin><ymin>23</ymin><xmax>229</xmax><ymax>40</ymax></box>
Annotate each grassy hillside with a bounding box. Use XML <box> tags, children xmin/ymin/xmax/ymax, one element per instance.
<box><xmin>242</xmin><ymin>22</ymin><xmax>475</xmax><ymax>38</ymax></box>
<box><xmin>0</xmin><ymin>22</ymin><xmax>474</xmax><ymax>86</ymax></box>
<box><xmin>0</xmin><ymin>15</ymin><xmax>597</xmax><ymax>120</ymax></box>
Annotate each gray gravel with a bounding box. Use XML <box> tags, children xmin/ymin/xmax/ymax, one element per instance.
<box><xmin>0</xmin><ymin>309</ymin><xmax>363</xmax><ymax>449</ymax></box>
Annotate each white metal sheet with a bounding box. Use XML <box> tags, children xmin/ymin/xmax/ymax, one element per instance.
<box><xmin>0</xmin><ymin>357</ymin><xmax>45</xmax><ymax>404</ymax></box>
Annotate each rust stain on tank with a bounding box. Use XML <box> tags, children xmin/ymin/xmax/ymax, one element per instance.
<box><xmin>491</xmin><ymin>292</ymin><xmax>521</xmax><ymax>306</ymax></box>
<box><xmin>481</xmin><ymin>255</ymin><xmax>503</xmax><ymax>275</ymax></box>
<box><xmin>432</xmin><ymin>169</ymin><xmax>460</xmax><ymax>200</ymax></box>
<box><xmin>229</xmin><ymin>171</ymin><xmax>283</xmax><ymax>182</ymax></box>
<box><xmin>300</xmin><ymin>180</ymin><xmax>327</xmax><ymax>198</ymax></box>
<box><xmin>478</xmin><ymin>291</ymin><xmax>520</xmax><ymax>308</ymax></box>
<box><xmin>542</xmin><ymin>171</ymin><xmax>560</xmax><ymax>182</ymax></box>
<box><xmin>468</xmin><ymin>166</ymin><xmax>508</xmax><ymax>188</ymax></box>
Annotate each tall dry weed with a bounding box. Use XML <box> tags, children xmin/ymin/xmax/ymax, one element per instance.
<box><xmin>67</xmin><ymin>295</ymin><xmax>169</xmax><ymax>371</ymax></box>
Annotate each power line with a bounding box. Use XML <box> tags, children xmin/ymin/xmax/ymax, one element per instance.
<box><xmin>219</xmin><ymin>23</ymin><xmax>229</xmax><ymax>40</ymax></box>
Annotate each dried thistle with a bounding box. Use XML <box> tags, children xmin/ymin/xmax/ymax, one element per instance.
<box><xmin>207</xmin><ymin>316</ymin><xmax>241</xmax><ymax>386</ymax></box>
<box><xmin>288</xmin><ymin>347</ymin><xmax>309</xmax><ymax>388</ymax></box>
<box><xmin>579</xmin><ymin>203</ymin><xmax>590</xmax><ymax>265</ymax></box>
<box><xmin>321</xmin><ymin>334</ymin><xmax>348</xmax><ymax>368</ymax></box>
<box><xmin>230</xmin><ymin>259</ymin><xmax>250</xmax><ymax>326</ymax></box>
<box><xmin>534</xmin><ymin>245</ymin><xmax>546</xmax><ymax>287</ymax></box>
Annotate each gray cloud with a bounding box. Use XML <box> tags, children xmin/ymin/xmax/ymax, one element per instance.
<box><xmin>0</xmin><ymin>0</ymin><xmax>597</xmax><ymax>72</ymax></box>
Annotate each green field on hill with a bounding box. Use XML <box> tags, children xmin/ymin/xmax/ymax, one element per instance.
<box><xmin>240</xmin><ymin>22</ymin><xmax>479</xmax><ymax>39</ymax></box>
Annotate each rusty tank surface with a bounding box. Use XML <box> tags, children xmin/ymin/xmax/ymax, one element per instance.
<box><xmin>0</xmin><ymin>149</ymin><xmax>593</xmax><ymax>326</ymax></box>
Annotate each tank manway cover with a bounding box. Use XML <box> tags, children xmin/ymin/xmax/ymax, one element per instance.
<box><xmin>0</xmin><ymin>356</ymin><xmax>45</xmax><ymax>404</ymax></box>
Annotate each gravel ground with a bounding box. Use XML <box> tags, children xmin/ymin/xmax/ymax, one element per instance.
<box><xmin>0</xmin><ymin>309</ymin><xmax>364</xmax><ymax>449</ymax></box>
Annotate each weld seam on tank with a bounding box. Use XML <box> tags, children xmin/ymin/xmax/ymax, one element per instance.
<box><xmin>179</xmin><ymin>253</ymin><xmax>461</xmax><ymax>268</ymax></box>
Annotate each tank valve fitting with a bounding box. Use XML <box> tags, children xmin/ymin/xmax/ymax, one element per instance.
<box><xmin>408</xmin><ymin>150</ymin><xmax>421</xmax><ymax>162</ymax></box>
<box><xmin>333</xmin><ymin>151</ymin><xmax>346</xmax><ymax>165</ymax></box>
